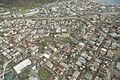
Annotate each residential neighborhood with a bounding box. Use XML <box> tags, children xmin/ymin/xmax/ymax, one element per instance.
<box><xmin>0</xmin><ymin>0</ymin><xmax>120</xmax><ymax>80</ymax></box>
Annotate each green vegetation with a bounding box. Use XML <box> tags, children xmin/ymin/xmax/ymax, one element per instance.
<box><xmin>38</xmin><ymin>35</ymin><xmax>56</xmax><ymax>53</ymax></box>
<box><xmin>7</xmin><ymin>3</ymin><xmax>42</xmax><ymax>14</ymax></box>
<box><xmin>16</xmin><ymin>3</ymin><xmax>42</xmax><ymax>14</ymax></box>
<box><xmin>60</xmin><ymin>37</ymin><xmax>74</xmax><ymax>44</ymax></box>
<box><xmin>0</xmin><ymin>0</ymin><xmax>57</xmax><ymax>5</ymax></box>
<box><xmin>0</xmin><ymin>60</ymin><xmax>4</xmax><ymax>65</ymax></box>
<box><xmin>39</xmin><ymin>41</ymin><xmax>46</xmax><ymax>53</ymax></box>
<box><xmin>19</xmin><ymin>69</ymin><xmax>30</xmax><ymax>80</ymax></box>
<box><xmin>0</xmin><ymin>0</ymin><xmax>56</xmax><ymax>9</ymax></box>
<box><xmin>6</xmin><ymin>60</ymin><xmax>16</xmax><ymax>70</ymax></box>
<box><xmin>39</xmin><ymin>68</ymin><xmax>50</xmax><ymax>80</ymax></box>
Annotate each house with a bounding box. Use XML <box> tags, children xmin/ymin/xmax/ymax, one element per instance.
<box><xmin>84</xmin><ymin>32</ymin><xmax>92</xmax><ymax>40</ymax></box>
<box><xmin>63</xmin><ymin>44</ymin><xmax>71</xmax><ymax>52</ymax></box>
<box><xmin>60</xmin><ymin>33</ymin><xmax>70</xmax><ymax>37</ymax></box>
<box><xmin>57</xmin><ymin>64</ymin><xmax>65</xmax><ymax>73</ymax></box>
<box><xmin>110</xmin><ymin>42</ymin><xmax>119</xmax><ymax>49</ymax></box>
<box><xmin>60</xmin><ymin>62</ymin><xmax>69</xmax><ymax>68</ymax></box>
<box><xmin>13</xmin><ymin>59</ymin><xmax>31</xmax><ymax>74</ymax></box>
<box><xmin>116</xmin><ymin>62</ymin><xmax>120</xmax><ymax>70</ymax></box>
<box><xmin>90</xmin><ymin>66</ymin><xmax>97</xmax><ymax>71</ymax></box>
<box><xmin>92</xmin><ymin>46</ymin><xmax>98</xmax><ymax>51</ymax></box>
<box><xmin>42</xmin><ymin>53</ymin><xmax>51</xmax><ymax>59</ymax></box>
<box><xmin>87</xmin><ymin>56</ymin><xmax>92</xmax><ymax>61</ymax></box>
<box><xmin>46</xmin><ymin>61</ymin><xmax>53</xmax><ymax>69</ymax></box>
<box><xmin>84</xmin><ymin>71</ymin><xmax>93</xmax><ymax>80</ymax></box>
<box><xmin>2</xmin><ymin>51</ymin><xmax>12</xmax><ymax>59</ymax></box>
<box><xmin>103</xmin><ymin>41</ymin><xmax>111</xmax><ymax>49</ymax></box>
<box><xmin>94</xmin><ymin>76</ymin><xmax>102</xmax><ymax>80</ymax></box>
<box><xmin>106</xmin><ymin>50</ymin><xmax>114</xmax><ymax>58</ymax></box>
<box><xmin>78</xmin><ymin>56</ymin><xmax>86</xmax><ymax>64</ymax></box>
<box><xmin>81</xmin><ymin>52</ymin><xmax>88</xmax><ymax>58</ymax></box>
<box><xmin>100</xmin><ymin>48</ymin><xmax>107</xmax><ymax>56</ymax></box>
<box><xmin>78</xmin><ymin>42</ymin><xmax>85</xmax><ymax>50</ymax></box>
<box><xmin>48</xmin><ymin>45</ymin><xmax>59</xmax><ymax>53</ymax></box>
<box><xmin>62</xmin><ymin>29</ymin><xmax>67</xmax><ymax>32</ymax></box>
<box><xmin>76</xmin><ymin>61</ymin><xmax>82</xmax><ymax>66</ymax></box>
<box><xmin>109</xmin><ymin>32</ymin><xmax>119</xmax><ymax>38</ymax></box>
<box><xmin>96</xmin><ymin>36</ymin><xmax>104</xmax><ymax>46</ymax></box>
<box><xmin>56</xmin><ymin>28</ymin><xmax>61</xmax><ymax>33</ymax></box>
<box><xmin>29</xmin><ymin>77</ymin><xmax>38</xmax><ymax>80</ymax></box>
<box><xmin>72</xmin><ymin>70</ymin><xmax>80</xmax><ymax>79</ymax></box>
<box><xmin>54</xmin><ymin>77</ymin><xmax>59</xmax><ymax>80</ymax></box>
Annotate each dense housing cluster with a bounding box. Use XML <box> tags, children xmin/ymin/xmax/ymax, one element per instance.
<box><xmin>0</xmin><ymin>0</ymin><xmax>120</xmax><ymax>80</ymax></box>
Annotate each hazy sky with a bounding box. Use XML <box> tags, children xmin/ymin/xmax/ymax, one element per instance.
<box><xmin>92</xmin><ymin>0</ymin><xmax>120</xmax><ymax>5</ymax></box>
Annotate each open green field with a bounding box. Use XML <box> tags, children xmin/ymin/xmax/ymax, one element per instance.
<box><xmin>39</xmin><ymin>68</ymin><xmax>50</xmax><ymax>80</ymax></box>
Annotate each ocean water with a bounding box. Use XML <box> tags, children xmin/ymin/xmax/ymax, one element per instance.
<box><xmin>90</xmin><ymin>0</ymin><xmax>120</xmax><ymax>5</ymax></box>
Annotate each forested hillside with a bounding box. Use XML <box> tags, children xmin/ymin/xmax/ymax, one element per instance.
<box><xmin>0</xmin><ymin>0</ymin><xmax>57</xmax><ymax>7</ymax></box>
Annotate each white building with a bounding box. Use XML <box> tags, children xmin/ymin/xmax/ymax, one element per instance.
<box><xmin>13</xmin><ymin>59</ymin><xmax>31</xmax><ymax>74</ymax></box>
<box><xmin>71</xmin><ymin>70</ymin><xmax>80</xmax><ymax>80</ymax></box>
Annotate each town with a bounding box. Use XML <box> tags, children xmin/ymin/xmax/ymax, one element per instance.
<box><xmin>0</xmin><ymin>0</ymin><xmax>120</xmax><ymax>80</ymax></box>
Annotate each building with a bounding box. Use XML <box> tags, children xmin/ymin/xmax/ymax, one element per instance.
<box><xmin>94</xmin><ymin>76</ymin><xmax>102</xmax><ymax>80</ymax></box>
<box><xmin>100</xmin><ymin>48</ymin><xmax>107</xmax><ymax>56</ymax></box>
<box><xmin>48</xmin><ymin>45</ymin><xmax>59</xmax><ymax>53</ymax></box>
<box><xmin>116</xmin><ymin>62</ymin><xmax>120</xmax><ymax>71</ymax></box>
<box><xmin>2</xmin><ymin>51</ymin><xmax>12</xmax><ymax>59</ymax></box>
<box><xmin>46</xmin><ymin>61</ymin><xmax>53</xmax><ymax>69</ymax></box>
<box><xmin>84</xmin><ymin>71</ymin><xmax>93</xmax><ymax>80</ymax></box>
<box><xmin>60</xmin><ymin>62</ymin><xmax>69</xmax><ymax>68</ymax></box>
<box><xmin>42</xmin><ymin>53</ymin><xmax>51</xmax><ymax>59</ymax></box>
<box><xmin>13</xmin><ymin>59</ymin><xmax>31</xmax><ymax>74</ymax></box>
<box><xmin>110</xmin><ymin>42</ymin><xmax>119</xmax><ymax>49</ymax></box>
<box><xmin>78</xmin><ymin>56</ymin><xmax>86</xmax><ymax>64</ymax></box>
<box><xmin>83</xmin><ymin>32</ymin><xmax>92</xmax><ymax>40</ymax></box>
<box><xmin>78</xmin><ymin>42</ymin><xmax>85</xmax><ymax>50</ymax></box>
<box><xmin>60</xmin><ymin>33</ymin><xmax>70</xmax><ymax>37</ymax></box>
<box><xmin>29</xmin><ymin>77</ymin><xmax>38</xmax><ymax>80</ymax></box>
<box><xmin>106</xmin><ymin>50</ymin><xmax>114</xmax><ymax>58</ymax></box>
<box><xmin>72</xmin><ymin>70</ymin><xmax>80</xmax><ymax>80</ymax></box>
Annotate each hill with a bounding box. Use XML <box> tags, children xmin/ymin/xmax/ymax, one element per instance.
<box><xmin>0</xmin><ymin>0</ymin><xmax>57</xmax><ymax>8</ymax></box>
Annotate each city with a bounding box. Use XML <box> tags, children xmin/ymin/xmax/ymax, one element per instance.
<box><xmin>0</xmin><ymin>0</ymin><xmax>120</xmax><ymax>80</ymax></box>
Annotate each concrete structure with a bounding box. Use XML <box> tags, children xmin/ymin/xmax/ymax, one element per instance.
<box><xmin>46</xmin><ymin>61</ymin><xmax>53</xmax><ymax>69</ymax></box>
<box><xmin>13</xmin><ymin>59</ymin><xmax>31</xmax><ymax>74</ymax></box>
<box><xmin>116</xmin><ymin>62</ymin><xmax>120</xmax><ymax>70</ymax></box>
<box><xmin>72</xmin><ymin>70</ymin><xmax>80</xmax><ymax>79</ymax></box>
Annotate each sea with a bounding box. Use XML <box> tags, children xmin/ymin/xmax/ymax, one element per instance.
<box><xmin>90</xmin><ymin>0</ymin><xmax>120</xmax><ymax>5</ymax></box>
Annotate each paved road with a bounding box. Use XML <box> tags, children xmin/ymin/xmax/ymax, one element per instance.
<box><xmin>1</xmin><ymin>12</ymin><xmax>119</xmax><ymax>20</ymax></box>
<box><xmin>0</xmin><ymin>59</ymin><xmax>14</xmax><ymax>80</ymax></box>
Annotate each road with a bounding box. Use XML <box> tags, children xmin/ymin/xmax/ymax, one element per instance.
<box><xmin>1</xmin><ymin>12</ymin><xmax>119</xmax><ymax>20</ymax></box>
<box><xmin>0</xmin><ymin>58</ymin><xmax>14</xmax><ymax>80</ymax></box>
